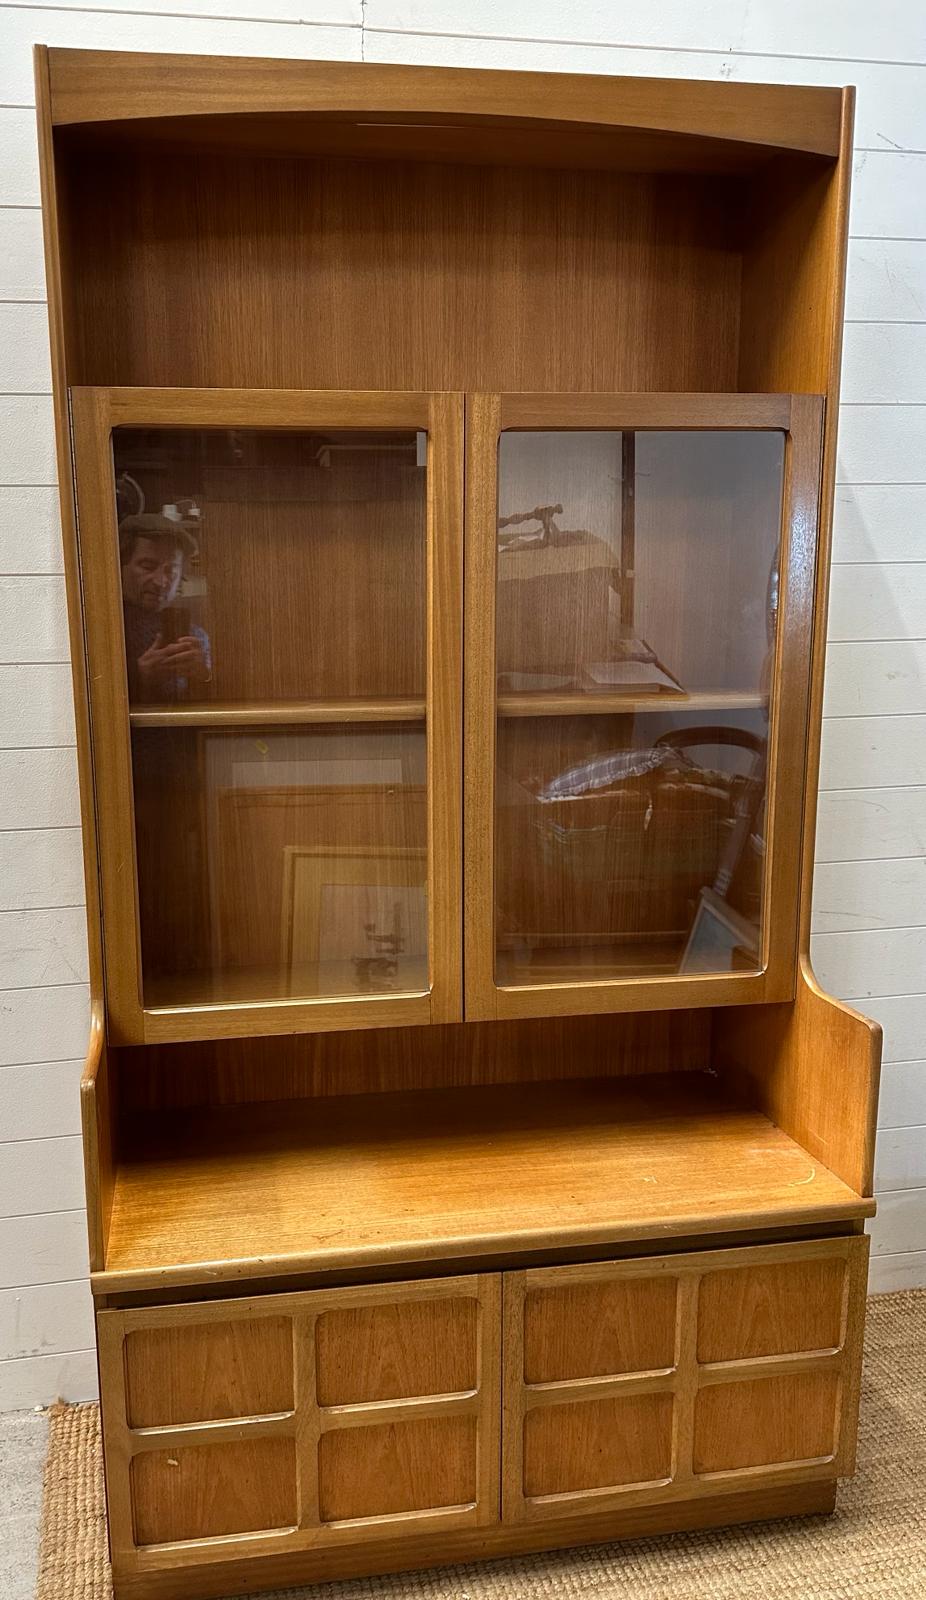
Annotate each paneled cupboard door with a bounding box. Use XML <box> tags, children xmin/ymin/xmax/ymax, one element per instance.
<box><xmin>97</xmin><ymin>1274</ymin><xmax>500</xmax><ymax>1578</ymax></box>
<box><xmin>465</xmin><ymin>393</ymin><xmax>824</xmax><ymax>1021</ymax></box>
<box><xmin>502</xmin><ymin>1238</ymin><xmax>867</xmax><ymax>1522</ymax></box>
<box><xmin>71</xmin><ymin>389</ymin><xmax>463</xmax><ymax>1044</ymax></box>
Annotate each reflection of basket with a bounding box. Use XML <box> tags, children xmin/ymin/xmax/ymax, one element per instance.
<box><xmin>496</xmin><ymin>730</ymin><xmax>765</xmax><ymax>948</ymax></box>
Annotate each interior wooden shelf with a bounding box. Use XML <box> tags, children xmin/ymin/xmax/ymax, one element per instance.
<box><xmin>100</xmin><ymin>1072</ymin><xmax>873</xmax><ymax>1292</ymax></box>
<box><xmin>497</xmin><ymin>690</ymin><xmax>768</xmax><ymax>718</ymax></box>
<box><xmin>496</xmin><ymin>941</ymin><xmax>694</xmax><ymax>985</ymax></box>
<box><xmin>129</xmin><ymin>697</ymin><xmax>427</xmax><ymax>728</ymax></box>
<box><xmin>143</xmin><ymin>957</ymin><xmax>430</xmax><ymax>1010</ymax></box>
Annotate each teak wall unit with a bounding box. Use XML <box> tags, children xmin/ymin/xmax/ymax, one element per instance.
<box><xmin>35</xmin><ymin>46</ymin><xmax>881</xmax><ymax>1600</ymax></box>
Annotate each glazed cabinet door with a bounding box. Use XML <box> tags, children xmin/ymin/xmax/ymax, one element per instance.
<box><xmin>465</xmin><ymin>392</ymin><xmax>823</xmax><ymax>1021</ymax></box>
<box><xmin>502</xmin><ymin>1236</ymin><xmax>867</xmax><ymax>1522</ymax></box>
<box><xmin>97</xmin><ymin>1274</ymin><xmax>500</xmax><ymax>1580</ymax></box>
<box><xmin>71</xmin><ymin>388</ymin><xmax>462</xmax><ymax>1043</ymax></box>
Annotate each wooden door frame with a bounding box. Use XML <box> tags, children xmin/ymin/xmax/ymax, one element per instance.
<box><xmin>464</xmin><ymin>391</ymin><xmax>824</xmax><ymax>1021</ymax></box>
<box><xmin>70</xmin><ymin>386</ymin><xmax>463</xmax><ymax>1044</ymax></box>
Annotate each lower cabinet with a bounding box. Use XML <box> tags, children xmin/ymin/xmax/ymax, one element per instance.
<box><xmin>97</xmin><ymin>1236</ymin><xmax>867</xmax><ymax>1580</ymax></box>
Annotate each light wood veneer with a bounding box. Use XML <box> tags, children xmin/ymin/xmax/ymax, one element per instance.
<box><xmin>98</xmin><ymin>1074</ymin><xmax>872</xmax><ymax>1295</ymax></box>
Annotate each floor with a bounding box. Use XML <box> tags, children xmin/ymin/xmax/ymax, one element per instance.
<box><xmin>0</xmin><ymin>1409</ymin><xmax>48</xmax><ymax>1600</ymax></box>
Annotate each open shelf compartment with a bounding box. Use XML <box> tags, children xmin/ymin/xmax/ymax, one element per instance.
<box><xmin>98</xmin><ymin>1069</ymin><xmax>873</xmax><ymax>1295</ymax></box>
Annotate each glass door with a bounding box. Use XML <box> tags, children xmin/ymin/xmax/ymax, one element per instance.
<box><xmin>72</xmin><ymin>389</ymin><xmax>462</xmax><ymax>1044</ymax></box>
<box><xmin>465</xmin><ymin>393</ymin><xmax>823</xmax><ymax>1021</ymax></box>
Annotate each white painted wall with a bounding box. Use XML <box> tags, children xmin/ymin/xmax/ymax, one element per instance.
<box><xmin>0</xmin><ymin>1</ymin><xmax>923</xmax><ymax>1409</ymax></box>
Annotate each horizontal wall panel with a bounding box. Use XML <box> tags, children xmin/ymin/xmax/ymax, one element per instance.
<box><xmin>823</xmin><ymin>643</ymin><xmax>926</xmax><ymax>717</ymax></box>
<box><xmin>0</xmin><ymin>1057</ymin><xmax>83</xmax><ymax>1142</ymax></box>
<box><xmin>0</xmin><ymin>907</ymin><xmax>89</xmax><ymax>989</ymax></box>
<box><xmin>0</xmin><ymin>1133</ymin><xmax>85</xmax><ymax>1217</ymax></box>
<box><xmin>820</xmin><ymin>715</ymin><xmax>926</xmax><ymax>791</ymax></box>
<box><xmin>0</xmin><ymin>1347</ymin><xmax>97</xmax><ymax>1410</ymax></box>
<box><xmin>813</xmin><ymin>857</ymin><xmax>926</xmax><ymax>933</ymax></box>
<box><xmin>0</xmin><ymin>396</ymin><xmax>57</xmax><ymax>487</ymax></box>
<box><xmin>869</xmin><ymin>1188</ymin><xmax>926</xmax><ymax>1255</ymax></box>
<box><xmin>0</xmin><ymin>576</ymin><xmax>68</xmax><ymax>665</ymax></box>
<box><xmin>0</xmin><ymin>829</ymin><xmax>84</xmax><ymax>913</ymax></box>
<box><xmin>364</xmin><ymin>3</ymin><xmax>926</xmax><ymax>68</ymax></box>
<box><xmin>833</xmin><ymin>485</ymin><xmax>926</xmax><ymax>565</ymax></box>
<box><xmin>0</xmin><ymin>1277</ymin><xmax>94</xmax><ymax>1361</ymax></box>
<box><xmin>0</xmin><ymin>10</ymin><xmax>361</xmax><ymax>109</ymax></box>
<box><xmin>845</xmin><ymin>240</ymin><xmax>926</xmax><ymax>323</ymax></box>
<box><xmin>841</xmin><ymin>324</ymin><xmax>926</xmax><ymax>404</ymax></box>
<box><xmin>868</xmin><ymin>1250</ymin><xmax>926</xmax><ymax>1293</ymax></box>
<box><xmin>858</xmin><ymin>994</ymin><xmax>926</xmax><ymax>1064</ymax></box>
<box><xmin>0</xmin><ymin>984</ymin><xmax>89</xmax><ymax>1069</ymax></box>
<box><xmin>827</xmin><ymin>563</ymin><xmax>926</xmax><ymax>642</ymax></box>
<box><xmin>0</xmin><ymin>665</ymin><xmax>75</xmax><ymax>748</ymax></box>
<box><xmin>0</xmin><ymin>304</ymin><xmax>51</xmax><ymax>395</ymax></box>
<box><xmin>0</xmin><ymin>488</ymin><xmax>62</xmax><ymax>577</ymax></box>
<box><xmin>0</xmin><ymin>110</ymin><xmax>41</xmax><ymax>207</ymax></box>
<box><xmin>44</xmin><ymin>0</ymin><xmax>359</xmax><ymax>16</ymax></box>
<box><xmin>837</xmin><ymin>405</ymin><xmax>926</xmax><ymax>484</ymax></box>
<box><xmin>0</xmin><ymin>749</ymin><xmax>79</xmax><ymax>830</ymax></box>
<box><xmin>813</xmin><ymin>927</ymin><xmax>926</xmax><ymax>1000</ymax></box>
<box><xmin>878</xmin><ymin>1061</ymin><xmax>926</xmax><ymax>1129</ymax></box>
<box><xmin>851</xmin><ymin>151</ymin><xmax>926</xmax><ymax>241</ymax></box>
<box><xmin>815</xmin><ymin>786</ymin><xmax>926</xmax><ymax>863</ymax></box>
<box><xmin>875</xmin><ymin>1125</ymin><xmax>926</xmax><ymax>1192</ymax></box>
<box><xmin>0</xmin><ymin>209</ymin><xmax>46</xmax><ymax>302</ymax></box>
<box><xmin>0</xmin><ymin>1209</ymin><xmax>88</xmax><ymax>1290</ymax></box>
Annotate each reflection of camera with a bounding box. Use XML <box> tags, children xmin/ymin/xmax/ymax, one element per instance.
<box><xmin>159</xmin><ymin>604</ymin><xmax>192</xmax><ymax>645</ymax></box>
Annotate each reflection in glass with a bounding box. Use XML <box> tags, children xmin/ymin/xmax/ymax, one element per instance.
<box><xmin>494</xmin><ymin>430</ymin><xmax>785</xmax><ymax>984</ymax></box>
<box><xmin>112</xmin><ymin>423</ymin><xmax>430</xmax><ymax>1008</ymax></box>
<box><xmin>133</xmin><ymin>725</ymin><xmax>428</xmax><ymax>1006</ymax></box>
<box><xmin>113</xmin><ymin>427</ymin><xmax>426</xmax><ymax>707</ymax></box>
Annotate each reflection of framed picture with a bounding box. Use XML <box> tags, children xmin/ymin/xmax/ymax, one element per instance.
<box><xmin>280</xmin><ymin>845</ymin><xmax>428</xmax><ymax>996</ymax></box>
<box><xmin>679</xmin><ymin>887</ymin><xmax>760</xmax><ymax>976</ymax></box>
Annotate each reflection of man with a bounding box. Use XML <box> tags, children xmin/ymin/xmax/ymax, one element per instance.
<box><xmin>119</xmin><ymin>515</ymin><xmax>211</xmax><ymax>703</ymax></box>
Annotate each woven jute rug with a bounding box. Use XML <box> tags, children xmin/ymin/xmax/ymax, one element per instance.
<box><xmin>36</xmin><ymin>1287</ymin><xmax>926</xmax><ymax>1600</ymax></box>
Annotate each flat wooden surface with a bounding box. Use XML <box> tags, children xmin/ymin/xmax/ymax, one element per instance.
<box><xmin>100</xmin><ymin>1073</ymin><xmax>872</xmax><ymax>1292</ymax></box>
<box><xmin>128</xmin><ymin>699</ymin><xmax>427</xmax><ymax>728</ymax></box>
<box><xmin>497</xmin><ymin>690</ymin><xmax>766</xmax><ymax>718</ymax></box>
<box><xmin>142</xmin><ymin>959</ymin><xmax>430</xmax><ymax>1010</ymax></box>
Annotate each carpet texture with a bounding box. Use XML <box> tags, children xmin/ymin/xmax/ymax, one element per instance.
<box><xmin>36</xmin><ymin>1287</ymin><xmax>926</xmax><ymax>1600</ymax></box>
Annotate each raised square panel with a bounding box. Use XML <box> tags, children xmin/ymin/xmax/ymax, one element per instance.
<box><xmin>523</xmin><ymin>1276</ymin><xmax>677</xmax><ymax>1382</ymax></box>
<box><xmin>124</xmin><ymin>1317</ymin><xmax>293</xmax><ymax>1426</ymax></box>
<box><xmin>316</xmin><ymin>1296</ymin><xmax>477</xmax><ymax>1405</ymax></box>
<box><xmin>523</xmin><ymin>1393</ymin><xmax>674</xmax><ymax>1497</ymax></box>
<box><xmin>318</xmin><ymin>1416</ymin><xmax>477</xmax><ymax>1521</ymax></box>
<box><xmin>697</xmin><ymin>1258</ymin><xmax>845</xmax><ymax>1362</ymax></box>
<box><xmin>131</xmin><ymin>1439</ymin><xmax>297</xmax><ymax>1545</ymax></box>
<box><xmin>694</xmin><ymin>1373</ymin><xmax>840</xmax><ymax>1474</ymax></box>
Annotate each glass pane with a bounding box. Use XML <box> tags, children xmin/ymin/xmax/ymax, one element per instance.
<box><xmin>133</xmin><ymin>725</ymin><xmax>428</xmax><ymax>1006</ymax></box>
<box><xmin>113</xmin><ymin>426</ymin><xmax>426</xmax><ymax>706</ymax></box>
<box><xmin>495</xmin><ymin>429</ymin><xmax>785</xmax><ymax>985</ymax></box>
<box><xmin>113</xmin><ymin>426</ymin><xmax>429</xmax><ymax>1007</ymax></box>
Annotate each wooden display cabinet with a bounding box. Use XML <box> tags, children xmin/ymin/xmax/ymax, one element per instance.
<box><xmin>35</xmin><ymin>45</ymin><xmax>880</xmax><ymax>1600</ymax></box>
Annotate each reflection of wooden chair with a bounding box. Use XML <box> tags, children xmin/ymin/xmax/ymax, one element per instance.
<box><xmin>652</xmin><ymin>724</ymin><xmax>767</xmax><ymax>916</ymax></box>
